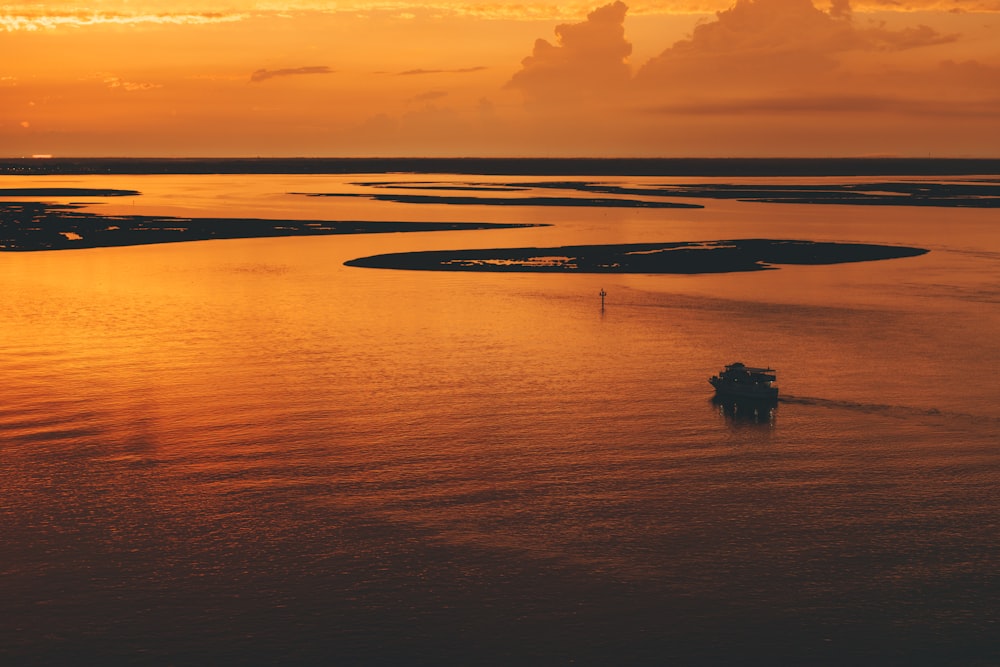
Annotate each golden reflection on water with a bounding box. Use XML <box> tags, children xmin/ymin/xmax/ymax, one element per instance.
<box><xmin>1</xmin><ymin>174</ymin><xmax>998</xmax><ymax>664</ymax></box>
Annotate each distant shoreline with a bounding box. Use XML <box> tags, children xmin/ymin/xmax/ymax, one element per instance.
<box><xmin>3</xmin><ymin>157</ymin><xmax>1000</xmax><ymax>177</ymax></box>
<box><xmin>0</xmin><ymin>201</ymin><xmax>539</xmax><ymax>252</ymax></box>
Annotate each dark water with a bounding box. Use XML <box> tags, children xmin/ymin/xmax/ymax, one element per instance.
<box><xmin>1</xmin><ymin>172</ymin><xmax>997</xmax><ymax>665</ymax></box>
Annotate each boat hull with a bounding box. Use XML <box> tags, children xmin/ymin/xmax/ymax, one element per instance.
<box><xmin>711</xmin><ymin>395</ymin><xmax>777</xmax><ymax>423</ymax></box>
<box><xmin>709</xmin><ymin>377</ymin><xmax>779</xmax><ymax>400</ymax></box>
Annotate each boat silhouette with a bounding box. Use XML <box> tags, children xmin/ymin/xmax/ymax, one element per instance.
<box><xmin>709</xmin><ymin>362</ymin><xmax>778</xmax><ymax>401</ymax></box>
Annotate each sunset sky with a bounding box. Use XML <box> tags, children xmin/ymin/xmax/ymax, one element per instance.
<box><xmin>3</xmin><ymin>0</ymin><xmax>999</xmax><ymax>157</ymax></box>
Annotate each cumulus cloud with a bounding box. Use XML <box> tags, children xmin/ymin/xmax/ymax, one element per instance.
<box><xmin>637</xmin><ymin>1</ymin><xmax>843</xmax><ymax>85</ymax></box>
<box><xmin>506</xmin><ymin>1</ymin><xmax>632</xmax><ymax>103</ymax></box>
<box><xmin>507</xmin><ymin>0</ymin><xmax>960</xmax><ymax>106</ymax></box>
<box><xmin>249</xmin><ymin>66</ymin><xmax>334</xmax><ymax>83</ymax></box>
<box><xmin>633</xmin><ymin>0</ymin><xmax>960</xmax><ymax>95</ymax></box>
<box><xmin>497</xmin><ymin>0</ymin><xmax>997</xmax><ymax>155</ymax></box>
<box><xmin>829</xmin><ymin>0</ymin><xmax>851</xmax><ymax>17</ymax></box>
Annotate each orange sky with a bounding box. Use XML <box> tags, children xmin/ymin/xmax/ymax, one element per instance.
<box><xmin>2</xmin><ymin>0</ymin><xmax>999</xmax><ymax>156</ymax></box>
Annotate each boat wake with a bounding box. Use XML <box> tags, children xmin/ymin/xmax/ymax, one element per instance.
<box><xmin>779</xmin><ymin>394</ymin><xmax>997</xmax><ymax>424</ymax></box>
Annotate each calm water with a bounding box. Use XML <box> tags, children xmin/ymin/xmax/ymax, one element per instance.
<box><xmin>1</xmin><ymin>173</ymin><xmax>998</xmax><ymax>665</ymax></box>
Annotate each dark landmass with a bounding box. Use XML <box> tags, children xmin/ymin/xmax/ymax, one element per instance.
<box><xmin>357</xmin><ymin>183</ymin><xmax>532</xmax><ymax>192</ymax></box>
<box><xmin>361</xmin><ymin>180</ymin><xmax>1000</xmax><ymax>209</ymax></box>
<box><xmin>527</xmin><ymin>180</ymin><xmax>1000</xmax><ymax>208</ymax></box>
<box><xmin>295</xmin><ymin>192</ymin><xmax>703</xmax><ymax>209</ymax></box>
<box><xmin>3</xmin><ymin>157</ymin><xmax>1000</xmax><ymax>177</ymax></box>
<box><xmin>0</xmin><ymin>188</ymin><xmax>141</xmax><ymax>197</ymax></box>
<box><xmin>0</xmin><ymin>202</ymin><xmax>539</xmax><ymax>251</ymax></box>
<box><xmin>345</xmin><ymin>239</ymin><xmax>929</xmax><ymax>274</ymax></box>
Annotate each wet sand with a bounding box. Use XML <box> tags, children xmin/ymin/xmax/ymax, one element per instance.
<box><xmin>345</xmin><ymin>239</ymin><xmax>929</xmax><ymax>274</ymax></box>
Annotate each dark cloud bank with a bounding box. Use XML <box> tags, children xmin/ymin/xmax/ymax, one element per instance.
<box><xmin>250</xmin><ymin>66</ymin><xmax>334</xmax><ymax>83</ymax></box>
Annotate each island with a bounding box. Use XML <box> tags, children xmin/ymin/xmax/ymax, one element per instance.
<box><xmin>340</xmin><ymin>179</ymin><xmax>1000</xmax><ymax>209</ymax></box>
<box><xmin>0</xmin><ymin>201</ymin><xmax>540</xmax><ymax>251</ymax></box>
<box><xmin>344</xmin><ymin>239</ymin><xmax>929</xmax><ymax>274</ymax></box>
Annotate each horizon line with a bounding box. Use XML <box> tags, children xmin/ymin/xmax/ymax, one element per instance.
<box><xmin>5</xmin><ymin>155</ymin><xmax>1000</xmax><ymax>160</ymax></box>
<box><xmin>5</xmin><ymin>156</ymin><xmax>999</xmax><ymax>177</ymax></box>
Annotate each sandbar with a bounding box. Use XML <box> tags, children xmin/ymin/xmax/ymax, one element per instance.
<box><xmin>0</xmin><ymin>202</ymin><xmax>539</xmax><ymax>251</ymax></box>
<box><xmin>344</xmin><ymin>239</ymin><xmax>929</xmax><ymax>274</ymax></box>
<box><xmin>295</xmin><ymin>192</ymin><xmax>703</xmax><ymax>209</ymax></box>
<box><xmin>0</xmin><ymin>187</ymin><xmax>140</xmax><ymax>197</ymax></box>
<box><xmin>354</xmin><ymin>180</ymin><xmax>1000</xmax><ymax>209</ymax></box>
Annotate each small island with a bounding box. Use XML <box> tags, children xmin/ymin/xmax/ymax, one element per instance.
<box><xmin>345</xmin><ymin>239</ymin><xmax>929</xmax><ymax>274</ymax></box>
<box><xmin>294</xmin><ymin>191</ymin><xmax>704</xmax><ymax>209</ymax></box>
<box><xmin>0</xmin><ymin>187</ymin><xmax>140</xmax><ymax>198</ymax></box>
<box><xmin>337</xmin><ymin>179</ymin><xmax>1000</xmax><ymax>209</ymax></box>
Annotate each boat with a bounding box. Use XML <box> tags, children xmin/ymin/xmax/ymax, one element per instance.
<box><xmin>709</xmin><ymin>362</ymin><xmax>778</xmax><ymax>400</ymax></box>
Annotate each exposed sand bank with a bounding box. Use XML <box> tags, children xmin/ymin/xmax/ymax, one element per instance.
<box><xmin>0</xmin><ymin>188</ymin><xmax>140</xmax><ymax>197</ymax></box>
<box><xmin>345</xmin><ymin>239</ymin><xmax>929</xmax><ymax>274</ymax></box>
<box><xmin>350</xmin><ymin>180</ymin><xmax>1000</xmax><ymax>209</ymax></box>
<box><xmin>295</xmin><ymin>192</ymin><xmax>703</xmax><ymax>209</ymax></box>
<box><xmin>0</xmin><ymin>201</ymin><xmax>539</xmax><ymax>251</ymax></box>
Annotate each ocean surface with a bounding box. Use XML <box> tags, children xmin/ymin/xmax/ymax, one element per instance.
<box><xmin>1</xmin><ymin>166</ymin><xmax>998</xmax><ymax>665</ymax></box>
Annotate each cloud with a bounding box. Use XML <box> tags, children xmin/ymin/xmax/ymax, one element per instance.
<box><xmin>249</xmin><ymin>66</ymin><xmax>335</xmax><ymax>83</ymax></box>
<box><xmin>646</xmin><ymin>94</ymin><xmax>1000</xmax><ymax>116</ymax></box>
<box><xmin>1</xmin><ymin>11</ymin><xmax>245</xmax><ymax>32</ymax></box>
<box><xmin>411</xmin><ymin>90</ymin><xmax>449</xmax><ymax>102</ymax></box>
<box><xmin>829</xmin><ymin>0</ymin><xmax>852</xmax><ymax>17</ymax></box>
<box><xmin>506</xmin><ymin>1</ymin><xmax>632</xmax><ymax>103</ymax></box>
<box><xmin>853</xmin><ymin>0</ymin><xmax>1000</xmax><ymax>9</ymax></box>
<box><xmin>507</xmin><ymin>0</ymin><xmax>959</xmax><ymax>107</ymax></box>
<box><xmin>3</xmin><ymin>1</ymin><xmax>1000</xmax><ymax>35</ymax></box>
<box><xmin>635</xmin><ymin>0</ymin><xmax>959</xmax><ymax>90</ymax></box>
<box><xmin>397</xmin><ymin>66</ymin><xmax>488</xmax><ymax>75</ymax></box>
<box><xmin>864</xmin><ymin>23</ymin><xmax>959</xmax><ymax>50</ymax></box>
<box><xmin>104</xmin><ymin>76</ymin><xmax>163</xmax><ymax>92</ymax></box>
<box><xmin>938</xmin><ymin>59</ymin><xmax>1000</xmax><ymax>85</ymax></box>
<box><xmin>496</xmin><ymin>0</ymin><xmax>998</xmax><ymax>156</ymax></box>
<box><xmin>638</xmin><ymin>0</ymin><xmax>855</xmax><ymax>87</ymax></box>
